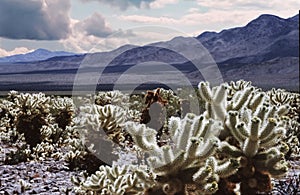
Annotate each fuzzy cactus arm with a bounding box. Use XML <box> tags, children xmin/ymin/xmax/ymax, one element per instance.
<box><xmin>177</xmin><ymin>114</ymin><xmax>195</xmax><ymax>150</ymax></box>
<box><xmin>191</xmin><ymin>115</ymin><xmax>205</xmax><ymax>137</ymax></box>
<box><xmin>199</xmin><ymin>117</ymin><xmax>223</xmax><ymax>139</ymax></box>
<box><xmin>193</xmin><ymin>165</ymin><xmax>213</xmax><ymax>184</ymax></box>
<box><xmin>198</xmin><ymin>83</ymin><xmax>228</xmax><ymax>121</ymax></box>
<box><xmin>267</xmin><ymin>164</ymin><xmax>289</xmax><ymax>178</ymax></box>
<box><xmin>236</xmin><ymin>122</ymin><xmax>250</xmax><ymax>138</ymax></box>
<box><xmin>192</xmin><ymin>163</ymin><xmax>219</xmax><ymax>195</ymax></box>
<box><xmin>218</xmin><ymin>141</ymin><xmax>243</xmax><ymax>158</ymax></box>
<box><xmin>202</xmin><ymin>182</ymin><xmax>219</xmax><ymax>194</ymax></box>
<box><xmin>185</xmin><ymin>137</ymin><xmax>203</xmax><ymax>159</ymax></box>
<box><xmin>266</xmin><ymin>105</ymin><xmax>276</xmax><ymax>119</ymax></box>
<box><xmin>226</xmin><ymin>111</ymin><xmax>247</xmax><ymax>143</ymax></box>
<box><xmin>249</xmin><ymin>117</ymin><xmax>261</xmax><ymax>141</ymax></box>
<box><xmin>231</xmin><ymin>87</ymin><xmax>254</xmax><ymax>110</ymax></box>
<box><xmin>168</xmin><ymin>116</ymin><xmax>181</xmax><ymax>139</ymax></box>
<box><xmin>259</xmin><ymin>118</ymin><xmax>277</xmax><ymax>140</ymax></box>
<box><xmin>215</xmin><ymin>159</ymin><xmax>240</xmax><ymax>178</ymax></box>
<box><xmin>125</xmin><ymin>122</ymin><xmax>159</xmax><ymax>151</ymax></box>
<box><xmin>265</xmin><ymin>153</ymin><xmax>285</xmax><ymax>168</ymax></box>
<box><xmin>196</xmin><ymin>137</ymin><xmax>219</xmax><ymax>160</ymax></box>
<box><xmin>254</xmin><ymin>147</ymin><xmax>281</xmax><ymax>162</ymax></box>
<box><xmin>161</xmin><ymin>145</ymin><xmax>175</xmax><ymax>164</ymax></box>
<box><xmin>242</xmin><ymin>138</ymin><xmax>259</xmax><ymax>157</ymax></box>
<box><xmin>248</xmin><ymin>93</ymin><xmax>265</xmax><ymax>111</ymax></box>
<box><xmin>212</xmin><ymin>84</ymin><xmax>228</xmax><ymax>104</ymax></box>
<box><xmin>276</xmin><ymin>104</ymin><xmax>290</xmax><ymax>117</ymax></box>
<box><xmin>150</xmin><ymin>150</ymin><xmax>185</xmax><ymax>174</ymax></box>
<box><xmin>253</xmin><ymin>105</ymin><xmax>268</xmax><ymax>122</ymax></box>
<box><xmin>260</xmin><ymin>127</ymin><xmax>285</xmax><ymax>148</ymax></box>
<box><xmin>211</xmin><ymin>103</ymin><xmax>227</xmax><ymax>122</ymax></box>
<box><xmin>198</xmin><ymin>82</ymin><xmax>213</xmax><ymax>103</ymax></box>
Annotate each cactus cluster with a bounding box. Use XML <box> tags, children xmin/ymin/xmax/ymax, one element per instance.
<box><xmin>198</xmin><ymin>81</ymin><xmax>293</xmax><ymax>194</ymax></box>
<box><xmin>0</xmin><ymin>80</ymin><xmax>299</xmax><ymax>195</ymax></box>
<box><xmin>126</xmin><ymin>114</ymin><xmax>235</xmax><ymax>194</ymax></box>
<box><xmin>76</xmin><ymin>81</ymin><xmax>298</xmax><ymax>195</ymax></box>
<box><xmin>72</xmin><ymin>165</ymin><xmax>154</xmax><ymax>194</ymax></box>
<box><xmin>0</xmin><ymin>92</ymin><xmax>75</xmax><ymax>164</ymax></box>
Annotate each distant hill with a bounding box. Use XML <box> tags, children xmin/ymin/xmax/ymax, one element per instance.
<box><xmin>0</xmin><ymin>48</ymin><xmax>76</xmax><ymax>63</ymax></box>
<box><xmin>0</xmin><ymin>13</ymin><xmax>298</xmax><ymax>92</ymax></box>
<box><xmin>197</xmin><ymin>14</ymin><xmax>299</xmax><ymax>64</ymax></box>
<box><xmin>92</xmin><ymin>13</ymin><xmax>299</xmax><ymax>66</ymax></box>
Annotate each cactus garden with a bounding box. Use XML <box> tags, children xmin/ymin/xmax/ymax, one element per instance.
<box><xmin>0</xmin><ymin>80</ymin><xmax>299</xmax><ymax>194</ymax></box>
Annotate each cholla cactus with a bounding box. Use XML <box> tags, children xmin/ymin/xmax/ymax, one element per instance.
<box><xmin>50</xmin><ymin>97</ymin><xmax>75</xmax><ymax>130</ymax></box>
<box><xmin>40</xmin><ymin>123</ymin><xmax>69</xmax><ymax>144</ymax></box>
<box><xmin>267</xmin><ymin>88</ymin><xmax>292</xmax><ymax>106</ymax></box>
<box><xmin>129</xmin><ymin>94</ymin><xmax>144</xmax><ymax>112</ymax></box>
<box><xmin>11</xmin><ymin>92</ymin><xmax>50</xmax><ymax>148</ymax></box>
<box><xmin>198</xmin><ymin>82</ymin><xmax>228</xmax><ymax>122</ymax></box>
<box><xmin>158</xmin><ymin>88</ymin><xmax>181</xmax><ymax>118</ymax></box>
<box><xmin>126</xmin><ymin>113</ymin><xmax>240</xmax><ymax>194</ymax></box>
<box><xmin>197</xmin><ymin>81</ymin><xmax>292</xmax><ymax>194</ymax></box>
<box><xmin>1</xmin><ymin>92</ymin><xmax>77</xmax><ymax>163</ymax></box>
<box><xmin>72</xmin><ymin>165</ymin><xmax>154</xmax><ymax>194</ymax></box>
<box><xmin>227</xmin><ymin>80</ymin><xmax>254</xmax><ymax>101</ymax></box>
<box><xmin>0</xmin><ymin>99</ymin><xmax>18</xmax><ymax>143</ymax></box>
<box><xmin>0</xmin><ymin>81</ymin><xmax>297</xmax><ymax>195</ymax></box>
<box><xmin>31</xmin><ymin>141</ymin><xmax>56</xmax><ymax>160</ymax></box>
<box><xmin>94</xmin><ymin>90</ymin><xmax>130</xmax><ymax>107</ymax></box>
<box><xmin>65</xmin><ymin>104</ymin><xmax>129</xmax><ymax>173</ymax></box>
<box><xmin>79</xmin><ymin>104</ymin><xmax>127</xmax><ymax>142</ymax></box>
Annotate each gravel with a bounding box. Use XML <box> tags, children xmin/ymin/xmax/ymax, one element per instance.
<box><xmin>0</xmin><ymin>142</ymin><xmax>80</xmax><ymax>195</ymax></box>
<box><xmin>1</xmin><ymin>141</ymin><xmax>299</xmax><ymax>195</ymax></box>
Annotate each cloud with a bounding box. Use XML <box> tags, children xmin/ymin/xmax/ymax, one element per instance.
<box><xmin>120</xmin><ymin>1</ymin><xmax>299</xmax><ymax>36</ymax></box>
<box><xmin>188</xmin><ymin>8</ymin><xmax>200</xmax><ymax>13</ymax></box>
<box><xmin>149</xmin><ymin>0</ymin><xmax>178</xmax><ymax>9</ymax></box>
<box><xmin>121</xmin><ymin>15</ymin><xmax>178</xmax><ymax>24</ymax></box>
<box><xmin>61</xmin><ymin>30</ymin><xmax>131</xmax><ymax>53</ymax></box>
<box><xmin>195</xmin><ymin>0</ymin><xmax>300</xmax><ymax>11</ymax></box>
<box><xmin>80</xmin><ymin>0</ymin><xmax>155</xmax><ymax>10</ymax></box>
<box><xmin>120</xmin><ymin>11</ymin><xmax>247</xmax><ymax>26</ymax></box>
<box><xmin>75</xmin><ymin>13</ymin><xmax>113</xmax><ymax>37</ymax></box>
<box><xmin>0</xmin><ymin>0</ymin><xmax>71</xmax><ymax>40</ymax></box>
<box><xmin>0</xmin><ymin>47</ymin><xmax>33</xmax><ymax>57</ymax></box>
<box><xmin>61</xmin><ymin>16</ymin><xmax>136</xmax><ymax>53</ymax></box>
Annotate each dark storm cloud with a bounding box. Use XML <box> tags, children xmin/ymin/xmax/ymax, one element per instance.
<box><xmin>75</xmin><ymin>13</ymin><xmax>113</xmax><ymax>37</ymax></box>
<box><xmin>0</xmin><ymin>0</ymin><xmax>71</xmax><ymax>40</ymax></box>
<box><xmin>80</xmin><ymin>0</ymin><xmax>155</xmax><ymax>10</ymax></box>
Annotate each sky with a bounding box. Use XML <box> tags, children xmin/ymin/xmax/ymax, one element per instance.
<box><xmin>0</xmin><ymin>0</ymin><xmax>299</xmax><ymax>57</ymax></box>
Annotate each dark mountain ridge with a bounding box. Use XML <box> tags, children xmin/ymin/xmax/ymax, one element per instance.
<box><xmin>197</xmin><ymin>13</ymin><xmax>299</xmax><ymax>64</ymax></box>
<box><xmin>0</xmin><ymin>13</ymin><xmax>298</xmax><ymax>92</ymax></box>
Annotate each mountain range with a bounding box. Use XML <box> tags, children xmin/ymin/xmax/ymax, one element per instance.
<box><xmin>0</xmin><ymin>13</ymin><xmax>298</xmax><ymax>93</ymax></box>
<box><xmin>0</xmin><ymin>49</ymin><xmax>75</xmax><ymax>63</ymax></box>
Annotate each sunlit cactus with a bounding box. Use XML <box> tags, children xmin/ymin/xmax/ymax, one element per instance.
<box><xmin>268</xmin><ymin>88</ymin><xmax>293</xmax><ymax>106</ymax></box>
<box><xmin>227</xmin><ymin>80</ymin><xmax>253</xmax><ymax>101</ymax></box>
<box><xmin>198</xmin><ymin>82</ymin><xmax>228</xmax><ymax>122</ymax></box>
<box><xmin>72</xmin><ymin>165</ymin><xmax>154</xmax><ymax>194</ymax></box>
<box><xmin>94</xmin><ymin>90</ymin><xmax>130</xmax><ymax>107</ymax></box>
<box><xmin>12</xmin><ymin>92</ymin><xmax>51</xmax><ymax>148</ymax></box>
<box><xmin>126</xmin><ymin>113</ymin><xmax>240</xmax><ymax>194</ymax></box>
<box><xmin>64</xmin><ymin>103</ymin><xmax>130</xmax><ymax>173</ymax></box>
<box><xmin>50</xmin><ymin>97</ymin><xmax>75</xmax><ymax>130</ymax></box>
